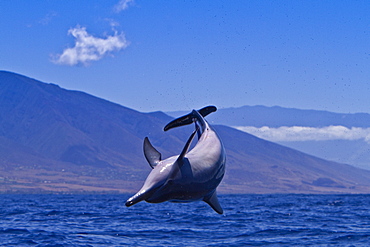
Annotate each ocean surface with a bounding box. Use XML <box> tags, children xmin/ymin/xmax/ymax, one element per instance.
<box><xmin>1</xmin><ymin>194</ymin><xmax>370</xmax><ymax>246</ymax></box>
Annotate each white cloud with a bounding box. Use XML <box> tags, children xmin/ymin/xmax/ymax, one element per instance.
<box><xmin>114</xmin><ymin>0</ymin><xmax>134</xmax><ymax>13</ymax></box>
<box><xmin>105</xmin><ymin>18</ymin><xmax>120</xmax><ymax>28</ymax></box>
<box><xmin>234</xmin><ymin>125</ymin><xmax>370</xmax><ymax>143</ymax></box>
<box><xmin>52</xmin><ymin>26</ymin><xmax>129</xmax><ymax>66</ymax></box>
<box><xmin>39</xmin><ymin>11</ymin><xmax>57</xmax><ymax>25</ymax></box>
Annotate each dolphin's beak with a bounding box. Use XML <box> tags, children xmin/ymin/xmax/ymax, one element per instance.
<box><xmin>125</xmin><ymin>196</ymin><xmax>136</xmax><ymax>207</ymax></box>
<box><xmin>125</xmin><ymin>186</ymin><xmax>158</xmax><ymax>207</ymax></box>
<box><xmin>125</xmin><ymin>192</ymin><xmax>146</xmax><ymax>207</ymax></box>
<box><xmin>125</xmin><ymin>199</ymin><xmax>136</xmax><ymax>207</ymax></box>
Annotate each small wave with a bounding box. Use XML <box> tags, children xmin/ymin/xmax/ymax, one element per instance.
<box><xmin>0</xmin><ymin>228</ymin><xmax>30</xmax><ymax>234</ymax></box>
<box><xmin>0</xmin><ymin>194</ymin><xmax>370</xmax><ymax>246</ymax></box>
<box><xmin>331</xmin><ymin>233</ymin><xmax>370</xmax><ymax>243</ymax></box>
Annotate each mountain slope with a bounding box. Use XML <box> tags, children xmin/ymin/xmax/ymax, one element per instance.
<box><xmin>2</xmin><ymin>71</ymin><xmax>370</xmax><ymax>194</ymax></box>
<box><xmin>0</xmin><ymin>71</ymin><xmax>179</xmax><ymax>192</ymax></box>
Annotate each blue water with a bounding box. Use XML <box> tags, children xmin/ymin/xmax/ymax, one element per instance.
<box><xmin>0</xmin><ymin>194</ymin><xmax>370</xmax><ymax>246</ymax></box>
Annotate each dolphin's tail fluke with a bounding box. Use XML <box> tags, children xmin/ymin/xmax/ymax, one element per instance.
<box><xmin>164</xmin><ymin>105</ymin><xmax>216</xmax><ymax>131</ymax></box>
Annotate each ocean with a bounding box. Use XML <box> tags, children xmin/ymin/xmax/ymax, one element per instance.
<box><xmin>0</xmin><ymin>194</ymin><xmax>369</xmax><ymax>246</ymax></box>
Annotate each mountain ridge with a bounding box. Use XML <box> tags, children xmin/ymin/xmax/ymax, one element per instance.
<box><xmin>2</xmin><ymin>70</ymin><xmax>370</xmax><ymax>194</ymax></box>
<box><xmin>167</xmin><ymin>105</ymin><xmax>370</xmax><ymax>128</ymax></box>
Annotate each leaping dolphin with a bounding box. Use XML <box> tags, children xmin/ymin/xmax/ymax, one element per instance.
<box><xmin>125</xmin><ymin>106</ymin><xmax>226</xmax><ymax>214</ymax></box>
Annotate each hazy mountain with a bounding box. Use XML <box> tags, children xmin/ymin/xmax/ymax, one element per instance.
<box><xmin>168</xmin><ymin>105</ymin><xmax>370</xmax><ymax>128</ymax></box>
<box><xmin>168</xmin><ymin>106</ymin><xmax>370</xmax><ymax>170</ymax></box>
<box><xmin>2</xmin><ymin>70</ymin><xmax>370</xmax><ymax>194</ymax></box>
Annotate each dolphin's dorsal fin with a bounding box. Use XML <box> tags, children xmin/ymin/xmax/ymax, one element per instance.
<box><xmin>143</xmin><ymin>137</ymin><xmax>162</xmax><ymax>169</ymax></box>
<box><xmin>203</xmin><ymin>191</ymin><xmax>223</xmax><ymax>214</ymax></box>
<box><xmin>164</xmin><ymin>105</ymin><xmax>217</xmax><ymax>131</ymax></box>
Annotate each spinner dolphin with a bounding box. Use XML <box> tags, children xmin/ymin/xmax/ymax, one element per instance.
<box><xmin>125</xmin><ymin>106</ymin><xmax>226</xmax><ymax>214</ymax></box>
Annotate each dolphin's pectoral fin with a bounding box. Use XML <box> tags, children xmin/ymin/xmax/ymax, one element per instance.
<box><xmin>203</xmin><ymin>191</ymin><xmax>223</xmax><ymax>214</ymax></box>
<box><xmin>143</xmin><ymin>137</ymin><xmax>161</xmax><ymax>169</ymax></box>
<box><xmin>164</xmin><ymin>105</ymin><xmax>217</xmax><ymax>131</ymax></box>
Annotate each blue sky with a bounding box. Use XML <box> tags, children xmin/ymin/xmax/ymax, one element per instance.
<box><xmin>1</xmin><ymin>0</ymin><xmax>370</xmax><ymax>113</ymax></box>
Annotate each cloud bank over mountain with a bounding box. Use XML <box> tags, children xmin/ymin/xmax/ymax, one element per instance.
<box><xmin>235</xmin><ymin>125</ymin><xmax>370</xmax><ymax>143</ymax></box>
